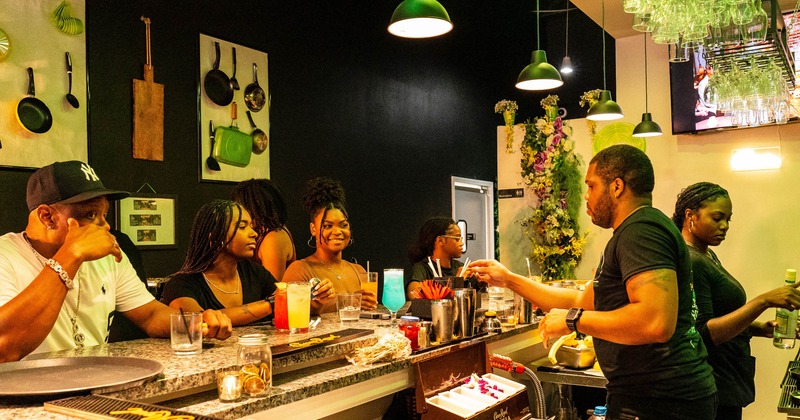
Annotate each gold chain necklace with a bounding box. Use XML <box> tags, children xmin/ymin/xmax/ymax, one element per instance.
<box><xmin>23</xmin><ymin>233</ymin><xmax>85</xmax><ymax>349</ymax></box>
<box><xmin>202</xmin><ymin>273</ymin><xmax>240</xmax><ymax>294</ymax></box>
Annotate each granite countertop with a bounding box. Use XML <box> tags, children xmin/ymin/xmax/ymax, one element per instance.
<box><xmin>0</xmin><ymin>314</ymin><xmax>539</xmax><ymax>419</ymax></box>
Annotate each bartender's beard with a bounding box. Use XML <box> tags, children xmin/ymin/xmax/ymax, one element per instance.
<box><xmin>590</xmin><ymin>190</ymin><xmax>615</xmax><ymax>229</ymax></box>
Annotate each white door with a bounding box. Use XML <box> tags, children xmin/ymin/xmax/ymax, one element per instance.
<box><xmin>451</xmin><ymin>176</ymin><xmax>495</xmax><ymax>262</ymax></box>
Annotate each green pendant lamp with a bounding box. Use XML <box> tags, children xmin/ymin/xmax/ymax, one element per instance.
<box><xmin>388</xmin><ymin>0</ymin><xmax>453</xmax><ymax>39</ymax></box>
<box><xmin>633</xmin><ymin>34</ymin><xmax>662</xmax><ymax>137</ymax></box>
<box><xmin>516</xmin><ymin>0</ymin><xmax>563</xmax><ymax>90</ymax></box>
<box><xmin>587</xmin><ymin>0</ymin><xmax>623</xmax><ymax>121</ymax></box>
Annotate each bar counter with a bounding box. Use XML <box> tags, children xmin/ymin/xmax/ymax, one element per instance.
<box><xmin>0</xmin><ymin>314</ymin><xmax>541</xmax><ymax>419</ymax></box>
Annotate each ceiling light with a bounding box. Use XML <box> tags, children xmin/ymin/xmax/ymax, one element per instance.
<box><xmin>516</xmin><ymin>0</ymin><xmax>563</xmax><ymax>91</ymax></box>
<box><xmin>633</xmin><ymin>35</ymin><xmax>662</xmax><ymax>137</ymax></box>
<box><xmin>388</xmin><ymin>0</ymin><xmax>453</xmax><ymax>39</ymax></box>
<box><xmin>560</xmin><ymin>0</ymin><xmax>573</xmax><ymax>74</ymax></box>
<box><xmin>587</xmin><ymin>0</ymin><xmax>623</xmax><ymax>120</ymax></box>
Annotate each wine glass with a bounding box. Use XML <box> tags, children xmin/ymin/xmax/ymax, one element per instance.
<box><xmin>382</xmin><ymin>269</ymin><xmax>406</xmax><ymax>326</ymax></box>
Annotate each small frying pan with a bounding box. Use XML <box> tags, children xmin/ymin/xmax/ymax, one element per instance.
<box><xmin>246</xmin><ymin>110</ymin><xmax>268</xmax><ymax>154</ymax></box>
<box><xmin>244</xmin><ymin>63</ymin><xmax>265</xmax><ymax>112</ymax></box>
<box><xmin>17</xmin><ymin>67</ymin><xmax>53</xmax><ymax>134</ymax></box>
<box><xmin>203</xmin><ymin>41</ymin><xmax>233</xmax><ymax>106</ymax></box>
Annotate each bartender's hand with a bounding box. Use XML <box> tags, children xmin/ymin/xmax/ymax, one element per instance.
<box><xmin>359</xmin><ymin>290</ymin><xmax>378</xmax><ymax>310</ymax></box>
<box><xmin>201</xmin><ymin>309</ymin><xmax>232</xmax><ymax>340</ymax></box>
<box><xmin>539</xmin><ymin>308</ymin><xmax>571</xmax><ymax>349</ymax></box>
<box><xmin>467</xmin><ymin>259</ymin><xmax>512</xmax><ymax>287</ymax></box>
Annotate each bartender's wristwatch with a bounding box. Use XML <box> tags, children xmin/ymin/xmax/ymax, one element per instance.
<box><xmin>566</xmin><ymin>307</ymin><xmax>585</xmax><ymax>338</ymax></box>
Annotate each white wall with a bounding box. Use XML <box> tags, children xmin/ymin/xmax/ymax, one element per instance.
<box><xmin>498</xmin><ymin>35</ymin><xmax>800</xmax><ymax>419</ymax></box>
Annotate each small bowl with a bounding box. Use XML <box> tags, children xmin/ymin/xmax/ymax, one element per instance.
<box><xmin>791</xmin><ymin>390</ymin><xmax>800</xmax><ymax>405</ymax></box>
<box><xmin>790</xmin><ymin>367</ymin><xmax>800</xmax><ymax>382</ymax></box>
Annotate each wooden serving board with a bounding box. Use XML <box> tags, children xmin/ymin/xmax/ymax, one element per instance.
<box><xmin>271</xmin><ymin>328</ymin><xmax>373</xmax><ymax>358</ymax></box>
<box><xmin>132</xmin><ymin>74</ymin><xmax>164</xmax><ymax>161</ymax></box>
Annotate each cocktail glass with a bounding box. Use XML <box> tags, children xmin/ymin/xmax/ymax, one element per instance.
<box><xmin>382</xmin><ymin>269</ymin><xmax>405</xmax><ymax>326</ymax></box>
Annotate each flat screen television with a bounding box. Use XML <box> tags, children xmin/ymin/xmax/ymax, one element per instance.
<box><xmin>670</xmin><ymin>11</ymin><xmax>800</xmax><ymax>134</ymax></box>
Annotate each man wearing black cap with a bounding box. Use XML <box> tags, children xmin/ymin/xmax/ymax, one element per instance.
<box><xmin>0</xmin><ymin>161</ymin><xmax>232</xmax><ymax>362</ymax></box>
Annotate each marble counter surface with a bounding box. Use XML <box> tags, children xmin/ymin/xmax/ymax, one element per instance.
<box><xmin>0</xmin><ymin>314</ymin><xmax>539</xmax><ymax>419</ymax></box>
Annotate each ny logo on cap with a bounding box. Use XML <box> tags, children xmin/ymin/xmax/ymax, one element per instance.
<box><xmin>80</xmin><ymin>163</ymin><xmax>100</xmax><ymax>182</ymax></box>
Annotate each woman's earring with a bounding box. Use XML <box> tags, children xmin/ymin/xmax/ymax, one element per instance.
<box><xmin>307</xmin><ymin>236</ymin><xmax>316</xmax><ymax>248</ymax></box>
<box><xmin>348</xmin><ymin>237</ymin><xmax>354</xmax><ymax>246</ymax></box>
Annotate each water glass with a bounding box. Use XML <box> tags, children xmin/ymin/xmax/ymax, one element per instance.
<box><xmin>170</xmin><ymin>312</ymin><xmax>203</xmax><ymax>355</ymax></box>
<box><xmin>337</xmin><ymin>293</ymin><xmax>362</xmax><ymax>322</ymax></box>
<box><xmin>287</xmin><ymin>281</ymin><xmax>311</xmax><ymax>334</ymax></box>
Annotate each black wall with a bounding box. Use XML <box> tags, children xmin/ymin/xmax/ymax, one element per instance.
<box><xmin>0</xmin><ymin>1</ymin><xmax>613</xmax><ymax>277</ymax></box>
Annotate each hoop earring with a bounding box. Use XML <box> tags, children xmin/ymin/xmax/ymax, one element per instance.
<box><xmin>348</xmin><ymin>237</ymin><xmax>354</xmax><ymax>246</ymax></box>
<box><xmin>307</xmin><ymin>236</ymin><xmax>316</xmax><ymax>248</ymax></box>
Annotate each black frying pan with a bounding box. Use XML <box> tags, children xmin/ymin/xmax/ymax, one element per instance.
<box><xmin>17</xmin><ymin>68</ymin><xmax>53</xmax><ymax>134</ymax></box>
<box><xmin>244</xmin><ymin>63</ymin><xmax>265</xmax><ymax>112</ymax></box>
<box><xmin>203</xmin><ymin>41</ymin><xmax>233</xmax><ymax>106</ymax></box>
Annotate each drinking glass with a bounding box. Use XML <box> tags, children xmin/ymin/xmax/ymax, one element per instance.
<box><xmin>382</xmin><ymin>268</ymin><xmax>405</xmax><ymax>326</ymax></box>
<box><xmin>337</xmin><ymin>293</ymin><xmax>362</xmax><ymax>322</ymax></box>
<box><xmin>287</xmin><ymin>281</ymin><xmax>311</xmax><ymax>334</ymax></box>
<box><xmin>273</xmin><ymin>283</ymin><xmax>289</xmax><ymax>331</ymax></box>
<box><xmin>170</xmin><ymin>312</ymin><xmax>203</xmax><ymax>355</ymax></box>
<box><xmin>361</xmin><ymin>272</ymin><xmax>379</xmax><ymax>300</ymax></box>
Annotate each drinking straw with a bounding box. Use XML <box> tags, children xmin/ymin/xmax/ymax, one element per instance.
<box><xmin>525</xmin><ymin>257</ymin><xmax>532</xmax><ymax>278</ymax></box>
<box><xmin>366</xmin><ymin>260</ymin><xmax>370</xmax><ymax>275</ymax></box>
<box><xmin>435</xmin><ymin>258</ymin><xmax>443</xmax><ymax>278</ymax></box>
<box><xmin>458</xmin><ymin>257</ymin><xmax>471</xmax><ymax>277</ymax></box>
<box><xmin>179</xmin><ymin>307</ymin><xmax>193</xmax><ymax>344</ymax></box>
<box><xmin>427</xmin><ymin>257</ymin><xmax>438</xmax><ymax>278</ymax></box>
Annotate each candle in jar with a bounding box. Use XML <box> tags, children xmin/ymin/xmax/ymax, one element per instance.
<box><xmin>217</xmin><ymin>371</ymin><xmax>242</xmax><ymax>402</ymax></box>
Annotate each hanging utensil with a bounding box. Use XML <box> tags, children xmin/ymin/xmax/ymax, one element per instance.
<box><xmin>246</xmin><ymin>110</ymin><xmax>268</xmax><ymax>154</ymax></box>
<box><xmin>132</xmin><ymin>16</ymin><xmax>164</xmax><ymax>161</ymax></box>
<box><xmin>16</xmin><ymin>68</ymin><xmax>53</xmax><ymax>134</ymax></box>
<box><xmin>231</xmin><ymin>47</ymin><xmax>240</xmax><ymax>90</ymax></box>
<box><xmin>244</xmin><ymin>63</ymin><xmax>266</xmax><ymax>112</ymax></box>
<box><xmin>203</xmin><ymin>41</ymin><xmax>234</xmax><ymax>106</ymax></box>
<box><xmin>65</xmin><ymin>52</ymin><xmax>79</xmax><ymax>109</ymax></box>
<box><xmin>213</xmin><ymin>102</ymin><xmax>252</xmax><ymax>167</ymax></box>
<box><xmin>207</xmin><ymin>120</ymin><xmax>221</xmax><ymax>171</ymax></box>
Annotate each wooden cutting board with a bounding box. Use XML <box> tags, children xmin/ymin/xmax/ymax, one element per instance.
<box><xmin>132</xmin><ymin>17</ymin><xmax>163</xmax><ymax>161</ymax></box>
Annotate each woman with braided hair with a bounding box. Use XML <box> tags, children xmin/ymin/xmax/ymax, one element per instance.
<box><xmin>231</xmin><ymin>179</ymin><xmax>296</xmax><ymax>281</ymax></box>
<box><xmin>160</xmin><ymin>199</ymin><xmax>277</xmax><ymax>326</ymax></box>
<box><xmin>283</xmin><ymin>177</ymin><xmax>378</xmax><ymax>314</ymax></box>
<box><xmin>674</xmin><ymin>182</ymin><xmax>800</xmax><ymax>419</ymax></box>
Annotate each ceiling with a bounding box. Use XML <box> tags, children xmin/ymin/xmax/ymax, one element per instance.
<box><xmin>572</xmin><ymin>0</ymin><xmax>799</xmax><ymax>39</ymax></box>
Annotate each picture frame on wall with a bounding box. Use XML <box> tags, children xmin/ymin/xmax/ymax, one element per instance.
<box><xmin>116</xmin><ymin>193</ymin><xmax>177</xmax><ymax>249</ymax></box>
<box><xmin>198</xmin><ymin>33</ymin><xmax>270</xmax><ymax>183</ymax></box>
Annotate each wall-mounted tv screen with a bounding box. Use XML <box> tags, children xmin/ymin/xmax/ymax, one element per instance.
<box><xmin>670</xmin><ymin>11</ymin><xmax>800</xmax><ymax>134</ymax></box>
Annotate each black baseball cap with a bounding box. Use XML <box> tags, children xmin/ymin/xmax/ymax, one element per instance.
<box><xmin>26</xmin><ymin>161</ymin><xmax>130</xmax><ymax>211</ymax></box>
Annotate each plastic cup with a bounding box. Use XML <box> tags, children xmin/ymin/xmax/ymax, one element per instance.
<box><xmin>170</xmin><ymin>312</ymin><xmax>202</xmax><ymax>355</ymax></box>
<box><xmin>337</xmin><ymin>293</ymin><xmax>362</xmax><ymax>322</ymax></box>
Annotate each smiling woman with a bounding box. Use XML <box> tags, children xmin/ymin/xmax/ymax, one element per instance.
<box><xmin>159</xmin><ymin>199</ymin><xmax>277</xmax><ymax>327</ymax></box>
<box><xmin>283</xmin><ymin>177</ymin><xmax>378</xmax><ymax>314</ymax></box>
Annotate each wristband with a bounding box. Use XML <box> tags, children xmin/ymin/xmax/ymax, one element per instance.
<box><xmin>565</xmin><ymin>307</ymin><xmax>584</xmax><ymax>338</ymax></box>
<box><xmin>46</xmin><ymin>259</ymin><xmax>74</xmax><ymax>289</ymax></box>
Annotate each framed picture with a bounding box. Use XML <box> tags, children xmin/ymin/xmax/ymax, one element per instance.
<box><xmin>116</xmin><ymin>193</ymin><xmax>177</xmax><ymax>249</ymax></box>
<box><xmin>198</xmin><ymin>33</ymin><xmax>270</xmax><ymax>183</ymax></box>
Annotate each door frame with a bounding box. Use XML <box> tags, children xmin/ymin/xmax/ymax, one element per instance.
<box><xmin>451</xmin><ymin>176</ymin><xmax>495</xmax><ymax>261</ymax></box>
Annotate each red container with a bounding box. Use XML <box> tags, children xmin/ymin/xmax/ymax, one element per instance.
<box><xmin>400</xmin><ymin>316</ymin><xmax>421</xmax><ymax>351</ymax></box>
<box><xmin>273</xmin><ymin>286</ymin><xmax>288</xmax><ymax>331</ymax></box>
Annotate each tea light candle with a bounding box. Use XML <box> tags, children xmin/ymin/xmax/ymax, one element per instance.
<box><xmin>217</xmin><ymin>371</ymin><xmax>242</xmax><ymax>402</ymax></box>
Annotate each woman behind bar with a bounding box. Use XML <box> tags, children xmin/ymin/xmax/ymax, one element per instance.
<box><xmin>283</xmin><ymin>177</ymin><xmax>377</xmax><ymax>314</ymax></box>
<box><xmin>406</xmin><ymin>217</ymin><xmax>464</xmax><ymax>299</ymax></box>
<box><xmin>673</xmin><ymin>182</ymin><xmax>800</xmax><ymax>420</ymax></box>
<box><xmin>231</xmin><ymin>179</ymin><xmax>296</xmax><ymax>281</ymax></box>
<box><xmin>161</xmin><ymin>199</ymin><xmax>277</xmax><ymax>326</ymax></box>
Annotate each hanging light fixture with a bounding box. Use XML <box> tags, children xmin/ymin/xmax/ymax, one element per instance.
<box><xmin>388</xmin><ymin>0</ymin><xmax>453</xmax><ymax>39</ymax></box>
<box><xmin>633</xmin><ymin>34</ymin><xmax>662</xmax><ymax>137</ymax></box>
<box><xmin>516</xmin><ymin>0</ymin><xmax>563</xmax><ymax>90</ymax></box>
<box><xmin>561</xmin><ymin>0</ymin><xmax>573</xmax><ymax>74</ymax></box>
<box><xmin>587</xmin><ymin>0</ymin><xmax>623</xmax><ymax>121</ymax></box>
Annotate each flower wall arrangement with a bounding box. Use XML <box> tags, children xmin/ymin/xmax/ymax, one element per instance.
<box><xmin>579</xmin><ymin>89</ymin><xmax>601</xmax><ymax>139</ymax></box>
<box><xmin>495</xmin><ymin>100</ymin><xmax>518</xmax><ymax>153</ymax></box>
<box><xmin>518</xmin><ymin>95</ymin><xmax>586</xmax><ymax>280</ymax></box>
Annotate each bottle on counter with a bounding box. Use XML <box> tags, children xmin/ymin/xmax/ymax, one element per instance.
<box><xmin>482</xmin><ymin>310</ymin><xmax>502</xmax><ymax>333</ymax></box>
<box><xmin>774</xmin><ymin>269</ymin><xmax>798</xmax><ymax>349</ymax></box>
<box><xmin>237</xmin><ymin>334</ymin><xmax>272</xmax><ymax>397</ymax></box>
<box><xmin>588</xmin><ymin>405</ymin><xmax>606</xmax><ymax>420</ymax></box>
